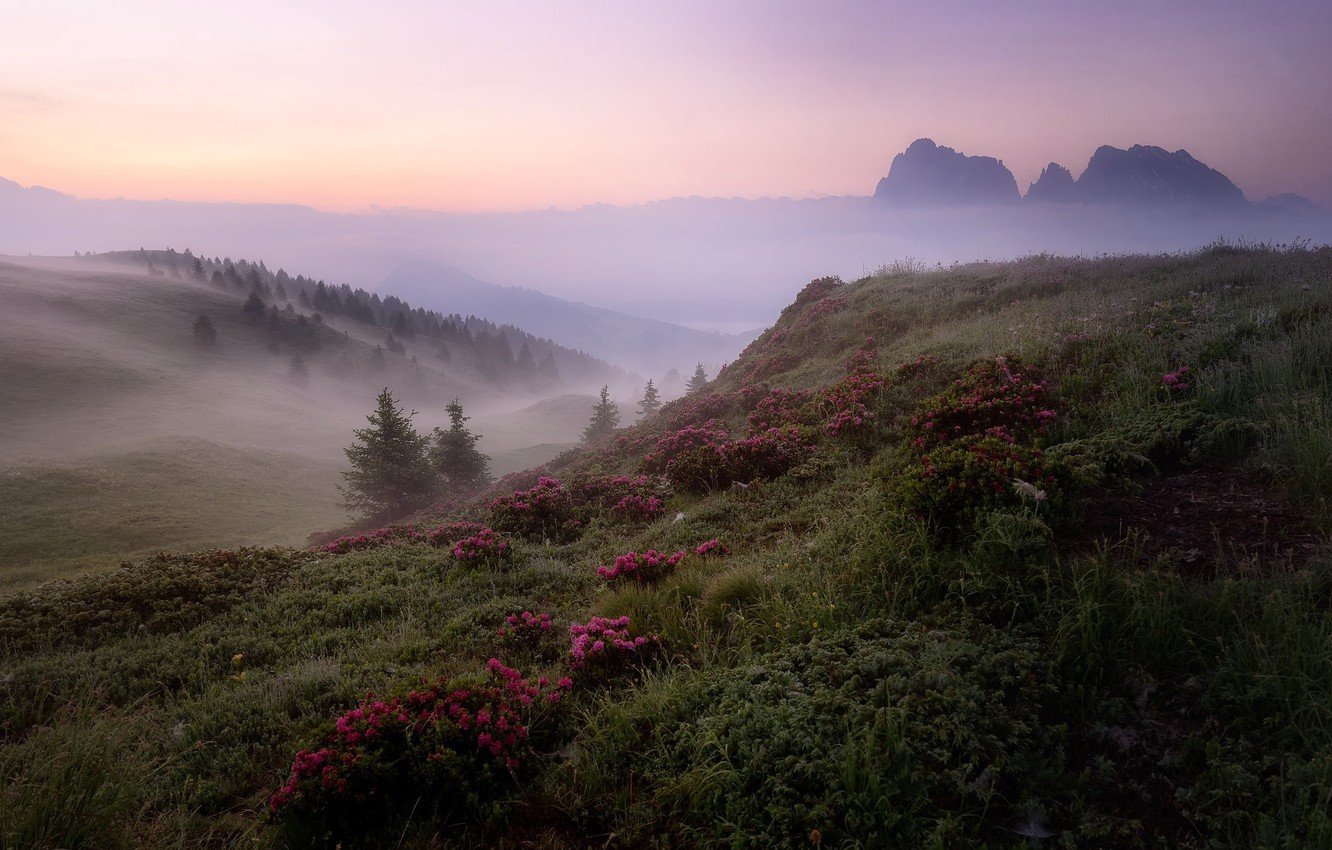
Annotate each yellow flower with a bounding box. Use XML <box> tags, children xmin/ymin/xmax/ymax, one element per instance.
<box><xmin>231</xmin><ymin>653</ymin><xmax>245</xmax><ymax>668</ymax></box>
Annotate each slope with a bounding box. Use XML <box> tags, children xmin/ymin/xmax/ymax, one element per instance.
<box><xmin>2</xmin><ymin>244</ymin><xmax>1331</xmax><ymax>849</ymax></box>
<box><xmin>0</xmin><ymin>253</ymin><xmax>612</xmax><ymax>587</ymax></box>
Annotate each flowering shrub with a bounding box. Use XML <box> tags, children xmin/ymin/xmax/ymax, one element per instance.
<box><xmin>911</xmin><ymin>355</ymin><xmax>1056</xmax><ymax>449</ymax></box>
<box><xmin>269</xmin><ymin>661</ymin><xmax>569</xmax><ymax>835</ymax></box>
<box><xmin>570</xmin><ymin>473</ymin><xmax>670</xmax><ymax>524</ymax></box>
<box><xmin>895</xmin><ymin>353</ymin><xmax>940</xmax><ymax>382</ymax></box>
<box><xmin>642</xmin><ymin>422</ymin><xmax>731</xmax><ymax>473</ymax></box>
<box><xmin>1162</xmin><ymin>365</ymin><xmax>1191</xmax><ymax>392</ymax></box>
<box><xmin>322</xmin><ymin>526</ymin><xmax>421</xmax><ymax>554</ymax></box>
<box><xmin>656</xmin><ymin>393</ymin><xmax>739</xmax><ymax>433</ymax></box>
<box><xmin>488</xmin><ymin>477</ymin><xmax>581</xmax><ymax>543</ymax></box>
<box><xmin>819</xmin><ymin>369</ymin><xmax>886</xmax><ymax>438</ymax></box>
<box><xmin>569</xmin><ymin>615</ymin><xmax>657</xmax><ymax>672</ymax></box>
<box><xmin>451</xmin><ymin>527</ymin><xmax>511</xmax><ymax>564</ymax></box>
<box><xmin>424</xmin><ymin>521</ymin><xmax>487</xmax><ymax>548</ymax></box>
<box><xmin>653</xmin><ymin>425</ymin><xmax>813</xmax><ymax>493</ymax></box>
<box><xmin>611</xmin><ymin>493</ymin><xmax>666</xmax><ymax>523</ymax></box>
<box><xmin>747</xmin><ymin>388</ymin><xmax>817</xmax><ymax>432</ymax></box>
<box><xmin>791</xmin><ymin>276</ymin><xmax>843</xmax><ymax>308</ymax></box>
<box><xmin>693</xmin><ymin>539</ymin><xmax>730</xmax><ymax>558</ymax></box>
<box><xmin>900</xmin><ymin>435</ymin><xmax>1056</xmax><ymax>536</ymax></box>
<box><xmin>596</xmin><ymin>549</ymin><xmax>686</xmax><ymax>583</ymax></box>
<box><xmin>496</xmin><ymin>610</ymin><xmax>555</xmax><ymax>653</ymax></box>
<box><xmin>719</xmin><ymin>427</ymin><xmax>813</xmax><ymax>484</ymax></box>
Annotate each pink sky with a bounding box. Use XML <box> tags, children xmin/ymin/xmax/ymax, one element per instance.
<box><xmin>2</xmin><ymin>0</ymin><xmax>1329</xmax><ymax>211</ymax></box>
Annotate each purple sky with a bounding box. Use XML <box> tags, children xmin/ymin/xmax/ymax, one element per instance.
<box><xmin>2</xmin><ymin>0</ymin><xmax>1329</xmax><ymax>210</ymax></box>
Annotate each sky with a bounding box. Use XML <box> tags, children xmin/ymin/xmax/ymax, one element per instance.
<box><xmin>2</xmin><ymin>0</ymin><xmax>1330</xmax><ymax>212</ymax></box>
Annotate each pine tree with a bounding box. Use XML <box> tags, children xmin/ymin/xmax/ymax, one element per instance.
<box><xmin>241</xmin><ymin>291</ymin><xmax>266</xmax><ymax>323</ymax></box>
<box><xmin>192</xmin><ymin>314</ymin><xmax>217</xmax><ymax>346</ymax></box>
<box><xmin>516</xmin><ymin>341</ymin><xmax>537</xmax><ymax>371</ymax></box>
<box><xmin>686</xmin><ymin>362</ymin><xmax>709</xmax><ymax>395</ymax></box>
<box><xmin>190</xmin><ymin>256</ymin><xmax>205</xmax><ymax>281</ymax></box>
<box><xmin>538</xmin><ymin>351</ymin><xmax>560</xmax><ymax>380</ymax></box>
<box><xmin>339</xmin><ymin>389</ymin><xmax>435</xmax><ymax>518</ymax></box>
<box><xmin>288</xmin><ymin>353</ymin><xmax>309</xmax><ymax>385</ymax></box>
<box><xmin>637</xmin><ymin>379</ymin><xmax>662</xmax><ymax>419</ymax></box>
<box><xmin>583</xmin><ymin>385</ymin><xmax>621</xmax><ymax>443</ymax></box>
<box><xmin>430</xmin><ymin>399</ymin><xmax>491</xmax><ymax>494</ymax></box>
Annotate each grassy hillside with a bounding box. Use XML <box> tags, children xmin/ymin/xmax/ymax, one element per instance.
<box><xmin>2</xmin><ymin>244</ymin><xmax>1331</xmax><ymax>848</ymax></box>
<box><xmin>0</xmin><ymin>439</ymin><xmax>345</xmax><ymax>593</ymax></box>
<box><xmin>0</xmin><ymin>255</ymin><xmax>606</xmax><ymax>587</ymax></box>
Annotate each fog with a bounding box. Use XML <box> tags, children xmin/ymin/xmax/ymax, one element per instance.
<box><xmin>5</xmin><ymin>178</ymin><xmax>1329</xmax><ymax>344</ymax></box>
<box><xmin>0</xmin><ymin>255</ymin><xmax>606</xmax><ymax>477</ymax></box>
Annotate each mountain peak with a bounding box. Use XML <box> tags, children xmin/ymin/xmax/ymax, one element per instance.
<box><xmin>1075</xmin><ymin>144</ymin><xmax>1247</xmax><ymax>206</ymax></box>
<box><xmin>1025</xmin><ymin>162</ymin><xmax>1078</xmax><ymax>202</ymax></box>
<box><xmin>873</xmin><ymin>139</ymin><xmax>1020</xmax><ymax>205</ymax></box>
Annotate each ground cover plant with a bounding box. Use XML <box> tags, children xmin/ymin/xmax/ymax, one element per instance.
<box><xmin>2</xmin><ymin>244</ymin><xmax>1332</xmax><ymax>848</ymax></box>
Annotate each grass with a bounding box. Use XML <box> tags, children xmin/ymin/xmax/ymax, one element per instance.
<box><xmin>0</xmin><ymin>438</ymin><xmax>346</xmax><ymax>592</ymax></box>
<box><xmin>2</xmin><ymin>244</ymin><xmax>1331</xmax><ymax>848</ymax></box>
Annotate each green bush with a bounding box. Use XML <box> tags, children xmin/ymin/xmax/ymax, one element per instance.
<box><xmin>572</xmin><ymin>619</ymin><xmax>1055</xmax><ymax>848</ymax></box>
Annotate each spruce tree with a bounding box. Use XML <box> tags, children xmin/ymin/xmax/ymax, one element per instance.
<box><xmin>583</xmin><ymin>385</ymin><xmax>621</xmax><ymax>443</ymax></box>
<box><xmin>686</xmin><ymin>362</ymin><xmax>709</xmax><ymax>395</ymax></box>
<box><xmin>192</xmin><ymin>314</ymin><xmax>217</xmax><ymax>346</ymax></box>
<box><xmin>339</xmin><ymin>389</ymin><xmax>435</xmax><ymax>518</ymax></box>
<box><xmin>241</xmin><ymin>291</ymin><xmax>266</xmax><ymax>323</ymax></box>
<box><xmin>430</xmin><ymin>399</ymin><xmax>492</xmax><ymax>494</ymax></box>
<box><xmin>637</xmin><ymin>379</ymin><xmax>662</xmax><ymax>419</ymax></box>
<box><xmin>288</xmin><ymin>353</ymin><xmax>309</xmax><ymax>385</ymax></box>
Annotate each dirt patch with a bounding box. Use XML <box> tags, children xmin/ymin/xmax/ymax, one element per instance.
<box><xmin>1067</xmin><ymin>467</ymin><xmax>1324</xmax><ymax>576</ymax></box>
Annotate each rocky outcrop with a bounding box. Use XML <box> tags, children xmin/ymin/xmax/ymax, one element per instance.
<box><xmin>873</xmin><ymin>139</ymin><xmax>1020</xmax><ymax>205</ymax></box>
<box><xmin>1025</xmin><ymin>163</ymin><xmax>1078</xmax><ymax>202</ymax></box>
<box><xmin>1073</xmin><ymin>145</ymin><xmax>1246</xmax><ymax>206</ymax></box>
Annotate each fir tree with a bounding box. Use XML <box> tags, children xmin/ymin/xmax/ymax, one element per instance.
<box><xmin>538</xmin><ymin>351</ymin><xmax>560</xmax><ymax>380</ymax></box>
<box><xmin>583</xmin><ymin>385</ymin><xmax>621</xmax><ymax>443</ymax></box>
<box><xmin>686</xmin><ymin>362</ymin><xmax>709</xmax><ymax>395</ymax></box>
<box><xmin>516</xmin><ymin>341</ymin><xmax>537</xmax><ymax>371</ymax></box>
<box><xmin>338</xmin><ymin>389</ymin><xmax>435</xmax><ymax>518</ymax></box>
<box><xmin>190</xmin><ymin>256</ymin><xmax>205</xmax><ymax>281</ymax></box>
<box><xmin>430</xmin><ymin>399</ymin><xmax>491</xmax><ymax>494</ymax></box>
<box><xmin>192</xmin><ymin>314</ymin><xmax>217</xmax><ymax>346</ymax></box>
<box><xmin>288</xmin><ymin>353</ymin><xmax>309</xmax><ymax>385</ymax></box>
<box><xmin>637</xmin><ymin>379</ymin><xmax>662</xmax><ymax>419</ymax></box>
<box><xmin>241</xmin><ymin>291</ymin><xmax>266</xmax><ymax>323</ymax></box>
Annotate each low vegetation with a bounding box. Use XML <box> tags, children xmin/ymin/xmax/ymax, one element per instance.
<box><xmin>2</xmin><ymin>244</ymin><xmax>1331</xmax><ymax>848</ymax></box>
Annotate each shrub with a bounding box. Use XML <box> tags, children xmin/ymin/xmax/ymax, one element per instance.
<box><xmin>451</xmin><ymin>527</ymin><xmax>511</xmax><ymax>565</ymax></box>
<box><xmin>578</xmin><ymin>620</ymin><xmax>1052</xmax><ymax>848</ymax></box>
<box><xmin>323</xmin><ymin>526</ymin><xmax>422</xmax><ymax>554</ymax></box>
<box><xmin>610</xmin><ymin>494</ymin><xmax>666</xmax><ymax>523</ymax></box>
<box><xmin>496</xmin><ymin>611</ymin><xmax>558</xmax><ymax>661</ymax></box>
<box><xmin>424</xmin><ymin>521</ymin><xmax>488</xmax><ymax>548</ymax></box>
<box><xmin>899</xmin><ymin>434</ymin><xmax>1057</xmax><ymax>537</ymax></box>
<box><xmin>642</xmin><ymin>422</ymin><xmax>731</xmax><ymax>474</ymax></box>
<box><xmin>569</xmin><ymin>615</ymin><xmax>658</xmax><ymax>673</ymax></box>
<box><xmin>570</xmin><ymin>473</ymin><xmax>671</xmax><ymax>524</ymax></box>
<box><xmin>488</xmin><ymin>477</ymin><xmax>581</xmax><ymax>543</ymax></box>
<box><xmin>911</xmin><ymin>355</ymin><xmax>1056</xmax><ymax>450</ymax></box>
<box><xmin>693</xmin><ymin>539</ymin><xmax>730</xmax><ymax>558</ymax></box>
<box><xmin>596</xmin><ymin>549</ymin><xmax>686</xmax><ymax>584</ymax></box>
<box><xmin>270</xmin><ymin>661</ymin><xmax>569</xmax><ymax>839</ymax></box>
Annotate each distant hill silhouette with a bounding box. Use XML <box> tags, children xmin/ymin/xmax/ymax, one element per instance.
<box><xmin>873</xmin><ymin>139</ymin><xmax>1020</xmax><ymax>205</ymax></box>
<box><xmin>380</xmin><ymin>262</ymin><xmax>751</xmax><ymax>378</ymax></box>
<box><xmin>1259</xmin><ymin>193</ymin><xmax>1322</xmax><ymax>212</ymax></box>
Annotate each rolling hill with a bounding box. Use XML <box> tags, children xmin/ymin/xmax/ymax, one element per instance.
<box><xmin>0</xmin><ymin>253</ymin><xmax>609</xmax><ymax>588</ymax></box>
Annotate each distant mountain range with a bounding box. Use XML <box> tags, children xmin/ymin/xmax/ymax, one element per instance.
<box><xmin>874</xmin><ymin>138</ymin><xmax>1320</xmax><ymax>209</ymax></box>
<box><xmin>379</xmin><ymin>262</ymin><xmax>752</xmax><ymax>379</ymax></box>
